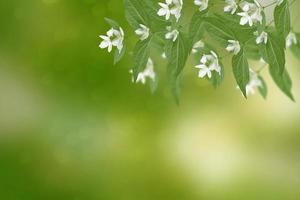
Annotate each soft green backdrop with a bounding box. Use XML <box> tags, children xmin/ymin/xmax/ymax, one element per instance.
<box><xmin>0</xmin><ymin>0</ymin><xmax>300</xmax><ymax>199</ymax></box>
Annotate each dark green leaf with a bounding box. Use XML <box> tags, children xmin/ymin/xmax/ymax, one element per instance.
<box><xmin>274</xmin><ymin>0</ymin><xmax>291</xmax><ymax>38</ymax></box>
<box><xmin>167</xmin><ymin>33</ymin><xmax>190</xmax><ymax>103</ymax></box>
<box><xmin>265</xmin><ymin>32</ymin><xmax>285</xmax><ymax>74</ymax></box>
<box><xmin>203</xmin><ymin>17</ymin><xmax>236</xmax><ymax>45</ymax></box>
<box><xmin>124</xmin><ymin>0</ymin><xmax>150</xmax><ymax>29</ymax></box>
<box><xmin>269</xmin><ymin>69</ymin><xmax>294</xmax><ymax>101</ymax></box>
<box><xmin>189</xmin><ymin>11</ymin><xmax>207</xmax><ymax>43</ymax></box>
<box><xmin>232</xmin><ymin>50</ymin><xmax>250</xmax><ymax>98</ymax></box>
<box><xmin>132</xmin><ymin>38</ymin><xmax>151</xmax><ymax>80</ymax></box>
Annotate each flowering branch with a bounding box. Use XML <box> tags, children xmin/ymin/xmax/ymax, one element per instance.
<box><xmin>98</xmin><ymin>0</ymin><xmax>300</xmax><ymax>101</ymax></box>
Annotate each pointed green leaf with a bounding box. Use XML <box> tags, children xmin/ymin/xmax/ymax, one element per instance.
<box><xmin>132</xmin><ymin>38</ymin><xmax>151</xmax><ymax>80</ymax></box>
<box><xmin>189</xmin><ymin>11</ymin><xmax>207</xmax><ymax>43</ymax></box>
<box><xmin>269</xmin><ymin>69</ymin><xmax>294</xmax><ymax>101</ymax></box>
<box><xmin>266</xmin><ymin>32</ymin><xmax>285</xmax><ymax>74</ymax></box>
<box><xmin>274</xmin><ymin>0</ymin><xmax>291</xmax><ymax>38</ymax></box>
<box><xmin>203</xmin><ymin>17</ymin><xmax>235</xmax><ymax>45</ymax></box>
<box><xmin>232</xmin><ymin>50</ymin><xmax>250</xmax><ymax>98</ymax></box>
<box><xmin>124</xmin><ymin>0</ymin><xmax>150</xmax><ymax>29</ymax></box>
<box><xmin>167</xmin><ymin>33</ymin><xmax>190</xmax><ymax>103</ymax></box>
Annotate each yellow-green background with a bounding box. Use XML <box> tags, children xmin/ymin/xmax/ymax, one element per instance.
<box><xmin>0</xmin><ymin>0</ymin><xmax>300</xmax><ymax>199</ymax></box>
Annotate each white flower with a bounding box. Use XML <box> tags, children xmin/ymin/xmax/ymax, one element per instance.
<box><xmin>192</xmin><ymin>40</ymin><xmax>205</xmax><ymax>54</ymax></box>
<box><xmin>100</xmin><ymin>27</ymin><xmax>124</xmax><ymax>53</ymax></box>
<box><xmin>99</xmin><ymin>28</ymin><xmax>115</xmax><ymax>52</ymax></box>
<box><xmin>237</xmin><ymin>69</ymin><xmax>262</xmax><ymax>95</ymax></box>
<box><xmin>226</xmin><ymin>40</ymin><xmax>241</xmax><ymax>55</ymax></box>
<box><xmin>277</xmin><ymin>0</ymin><xmax>284</xmax><ymax>6</ymax></box>
<box><xmin>286</xmin><ymin>32</ymin><xmax>297</xmax><ymax>48</ymax></box>
<box><xmin>224</xmin><ymin>0</ymin><xmax>238</xmax><ymax>14</ymax></box>
<box><xmin>162</xmin><ymin>52</ymin><xmax>167</xmax><ymax>59</ymax></box>
<box><xmin>237</xmin><ymin>1</ymin><xmax>262</xmax><ymax>26</ymax></box>
<box><xmin>157</xmin><ymin>0</ymin><xmax>183</xmax><ymax>21</ymax></box>
<box><xmin>130</xmin><ymin>58</ymin><xmax>156</xmax><ymax>84</ymax></box>
<box><xmin>194</xmin><ymin>0</ymin><xmax>209</xmax><ymax>11</ymax></box>
<box><xmin>135</xmin><ymin>24</ymin><xmax>150</xmax><ymax>41</ymax></box>
<box><xmin>254</xmin><ymin>31</ymin><xmax>268</xmax><ymax>44</ymax></box>
<box><xmin>246</xmin><ymin>69</ymin><xmax>262</xmax><ymax>95</ymax></box>
<box><xmin>195</xmin><ymin>51</ymin><xmax>221</xmax><ymax>79</ymax></box>
<box><xmin>165</xmin><ymin>26</ymin><xmax>179</xmax><ymax>42</ymax></box>
<box><xmin>113</xmin><ymin>27</ymin><xmax>124</xmax><ymax>52</ymax></box>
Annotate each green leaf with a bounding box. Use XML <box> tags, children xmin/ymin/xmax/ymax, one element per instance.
<box><xmin>132</xmin><ymin>38</ymin><xmax>151</xmax><ymax>80</ymax></box>
<box><xmin>265</xmin><ymin>32</ymin><xmax>285</xmax><ymax>74</ymax></box>
<box><xmin>274</xmin><ymin>0</ymin><xmax>291</xmax><ymax>38</ymax></box>
<box><xmin>232</xmin><ymin>50</ymin><xmax>250</xmax><ymax>98</ymax></box>
<box><xmin>258</xmin><ymin>75</ymin><xmax>268</xmax><ymax>99</ymax></box>
<box><xmin>124</xmin><ymin>0</ymin><xmax>150</xmax><ymax>29</ymax></box>
<box><xmin>167</xmin><ymin>33</ymin><xmax>190</xmax><ymax>78</ymax></box>
<box><xmin>244</xmin><ymin>38</ymin><xmax>262</xmax><ymax>60</ymax></box>
<box><xmin>269</xmin><ymin>69</ymin><xmax>294</xmax><ymax>101</ymax></box>
<box><xmin>104</xmin><ymin>18</ymin><xmax>120</xmax><ymax>29</ymax></box>
<box><xmin>203</xmin><ymin>16</ymin><xmax>236</xmax><ymax>45</ymax></box>
<box><xmin>189</xmin><ymin>11</ymin><xmax>207</xmax><ymax>43</ymax></box>
<box><xmin>167</xmin><ymin>33</ymin><xmax>190</xmax><ymax>103</ymax></box>
<box><xmin>114</xmin><ymin>44</ymin><xmax>126</xmax><ymax>65</ymax></box>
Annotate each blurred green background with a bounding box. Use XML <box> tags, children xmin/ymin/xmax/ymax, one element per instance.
<box><xmin>0</xmin><ymin>0</ymin><xmax>300</xmax><ymax>199</ymax></box>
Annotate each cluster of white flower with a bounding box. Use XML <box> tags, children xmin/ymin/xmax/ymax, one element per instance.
<box><xmin>195</xmin><ymin>51</ymin><xmax>221</xmax><ymax>79</ymax></box>
<box><xmin>157</xmin><ymin>0</ymin><xmax>183</xmax><ymax>21</ymax></box>
<box><xmin>254</xmin><ymin>31</ymin><xmax>268</xmax><ymax>44</ymax></box>
<box><xmin>99</xmin><ymin>27</ymin><xmax>124</xmax><ymax>53</ymax></box>
<box><xmin>130</xmin><ymin>58</ymin><xmax>156</xmax><ymax>84</ymax></box>
<box><xmin>135</xmin><ymin>24</ymin><xmax>150</xmax><ymax>41</ymax></box>
<box><xmin>223</xmin><ymin>0</ymin><xmax>262</xmax><ymax>27</ymax></box>
<box><xmin>226</xmin><ymin>40</ymin><xmax>241</xmax><ymax>55</ymax></box>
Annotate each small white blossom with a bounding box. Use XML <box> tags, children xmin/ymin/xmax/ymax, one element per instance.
<box><xmin>237</xmin><ymin>69</ymin><xmax>262</xmax><ymax>96</ymax></box>
<box><xmin>224</xmin><ymin>0</ymin><xmax>238</xmax><ymax>14</ymax></box>
<box><xmin>157</xmin><ymin>0</ymin><xmax>183</xmax><ymax>21</ymax></box>
<box><xmin>246</xmin><ymin>69</ymin><xmax>262</xmax><ymax>95</ymax></box>
<box><xmin>130</xmin><ymin>58</ymin><xmax>156</xmax><ymax>84</ymax></box>
<box><xmin>192</xmin><ymin>40</ymin><xmax>205</xmax><ymax>54</ymax></box>
<box><xmin>162</xmin><ymin>52</ymin><xmax>167</xmax><ymax>59</ymax></box>
<box><xmin>135</xmin><ymin>24</ymin><xmax>150</xmax><ymax>41</ymax></box>
<box><xmin>226</xmin><ymin>40</ymin><xmax>241</xmax><ymax>55</ymax></box>
<box><xmin>165</xmin><ymin>26</ymin><xmax>179</xmax><ymax>42</ymax></box>
<box><xmin>99</xmin><ymin>27</ymin><xmax>124</xmax><ymax>53</ymax></box>
<box><xmin>99</xmin><ymin>28</ymin><xmax>114</xmax><ymax>52</ymax></box>
<box><xmin>194</xmin><ymin>0</ymin><xmax>209</xmax><ymax>11</ymax></box>
<box><xmin>286</xmin><ymin>32</ymin><xmax>297</xmax><ymax>48</ymax></box>
<box><xmin>195</xmin><ymin>51</ymin><xmax>221</xmax><ymax>79</ymax></box>
<box><xmin>237</xmin><ymin>1</ymin><xmax>262</xmax><ymax>26</ymax></box>
<box><xmin>254</xmin><ymin>31</ymin><xmax>268</xmax><ymax>44</ymax></box>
